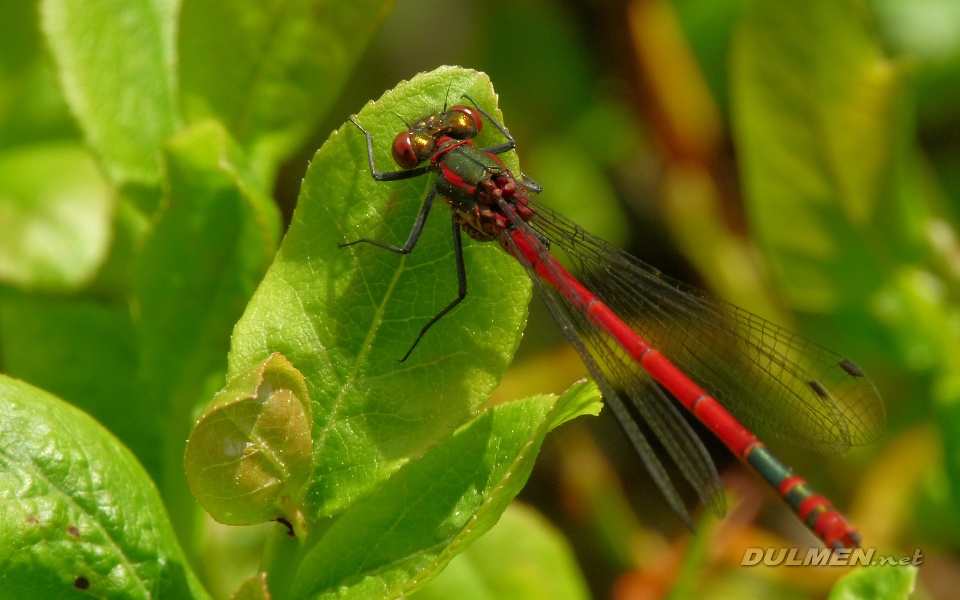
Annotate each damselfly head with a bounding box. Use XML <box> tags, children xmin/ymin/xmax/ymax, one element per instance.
<box><xmin>391</xmin><ymin>104</ymin><xmax>484</xmax><ymax>169</ymax></box>
<box><xmin>392</xmin><ymin>129</ymin><xmax>435</xmax><ymax>169</ymax></box>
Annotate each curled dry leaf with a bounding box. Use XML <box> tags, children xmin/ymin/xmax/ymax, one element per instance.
<box><xmin>186</xmin><ymin>352</ymin><xmax>312</xmax><ymax>527</ymax></box>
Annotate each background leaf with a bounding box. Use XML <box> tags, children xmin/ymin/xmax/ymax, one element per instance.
<box><xmin>134</xmin><ymin>119</ymin><xmax>281</xmax><ymax>538</ymax></box>
<box><xmin>136</xmin><ymin>120</ymin><xmax>280</xmax><ymax>423</ymax></box>
<box><xmin>179</xmin><ymin>0</ymin><xmax>397</xmax><ymax>180</ymax></box>
<box><xmin>0</xmin><ymin>0</ymin><xmax>113</xmax><ymax>292</ymax></box>
<box><xmin>40</xmin><ymin>0</ymin><xmax>180</xmax><ymax>186</ymax></box>
<box><xmin>413</xmin><ymin>502</ymin><xmax>591</xmax><ymax>600</ymax></box>
<box><xmin>232</xmin><ymin>573</ymin><xmax>271</xmax><ymax>600</ymax></box>
<box><xmin>0</xmin><ymin>297</ymin><xmax>157</xmax><ymax>472</ymax></box>
<box><xmin>0</xmin><ymin>375</ymin><xmax>209</xmax><ymax>600</ymax></box>
<box><xmin>0</xmin><ymin>0</ymin><xmax>78</xmax><ymax>147</ymax></box>
<box><xmin>0</xmin><ymin>142</ymin><xmax>112</xmax><ymax>290</ymax></box>
<box><xmin>731</xmin><ymin>0</ymin><xmax>901</xmax><ymax>349</ymax></box>
<box><xmin>827</xmin><ymin>564</ymin><xmax>917</xmax><ymax>600</ymax></box>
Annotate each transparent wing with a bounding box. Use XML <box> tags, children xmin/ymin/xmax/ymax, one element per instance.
<box><xmin>526</xmin><ymin>198</ymin><xmax>885</xmax><ymax>453</ymax></box>
<box><xmin>496</xmin><ymin>206</ymin><xmax>726</xmax><ymax>523</ymax></box>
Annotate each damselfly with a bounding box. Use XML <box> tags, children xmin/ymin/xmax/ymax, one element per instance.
<box><xmin>340</xmin><ymin>97</ymin><xmax>884</xmax><ymax>549</ymax></box>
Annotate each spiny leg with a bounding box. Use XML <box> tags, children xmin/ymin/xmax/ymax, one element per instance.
<box><xmin>341</xmin><ymin>117</ymin><xmax>437</xmax><ymax>252</ymax></box>
<box><xmin>399</xmin><ymin>209</ymin><xmax>469</xmax><ymax>362</ymax></box>
<box><xmin>461</xmin><ymin>94</ymin><xmax>517</xmax><ymax>156</ymax></box>
<box><xmin>339</xmin><ymin>188</ymin><xmax>438</xmax><ymax>253</ymax></box>
<box><xmin>459</xmin><ymin>96</ymin><xmax>542</xmax><ymax>193</ymax></box>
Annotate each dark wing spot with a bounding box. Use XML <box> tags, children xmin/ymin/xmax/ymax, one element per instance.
<box><xmin>839</xmin><ymin>359</ymin><xmax>865</xmax><ymax>377</ymax></box>
<box><xmin>74</xmin><ymin>576</ymin><xmax>89</xmax><ymax>590</ymax></box>
<box><xmin>67</xmin><ymin>526</ymin><xmax>80</xmax><ymax>538</ymax></box>
<box><xmin>808</xmin><ymin>380</ymin><xmax>830</xmax><ymax>398</ymax></box>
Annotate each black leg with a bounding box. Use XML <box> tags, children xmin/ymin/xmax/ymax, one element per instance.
<box><xmin>339</xmin><ymin>187</ymin><xmax>438</xmax><ymax>253</ymax></box>
<box><xmin>399</xmin><ymin>210</ymin><xmax>469</xmax><ymax>362</ymax></box>
<box><xmin>460</xmin><ymin>94</ymin><xmax>517</xmax><ymax>156</ymax></box>
<box><xmin>349</xmin><ymin>117</ymin><xmax>429</xmax><ymax>182</ymax></box>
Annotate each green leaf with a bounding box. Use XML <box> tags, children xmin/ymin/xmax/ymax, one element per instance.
<box><xmin>524</xmin><ymin>138</ymin><xmax>628</xmax><ymax>248</ymax></box>
<box><xmin>40</xmin><ymin>0</ymin><xmax>180</xmax><ymax>186</ymax></box>
<box><xmin>86</xmin><ymin>192</ymin><xmax>152</xmax><ymax>301</ymax></box>
<box><xmin>827</xmin><ymin>564</ymin><xmax>917</xmax><ymax>600</ymax></box>
<box><xmin>135</xmin><ymin>119</ymin><xmax>281</xmax><ymax>536</ymax></box>
<box><xmin>731</xmin><ymin>0</ymin><xmax>900</xmax><ymax>314</ymax></box>
<box><xmin>413</xmin><ymin>502</ymin><xmax>591</xmax><ymax>600</ymax></box>
<box><xmin>0</xmin><ymin>0</ymin><xmax>78</xmax><ymax>147</ymax></box>
<box><xmin>136</xmin><ymin>120</ymin><xmax>280</xmax><ymax>419</ymax></box>
<box><xmin>0</xmin><ymin>1</ymin><xmax>43</xmax><ymax>109</ymax></box>
<box><xmin>0</xmin><ymin>375</ymin><xmax>210</xmax><ymax>600</ymax></box>
<box><xmin>286</xmin><ymin>381</ymin><xmax>603</xmax><ymax>599</ymax></box>
<box><xmin>179</xmin><ymin>0</ymin><xmax>396</xmax><ymax>178</ymax></box>
<box><xmin>231</xmin><ymin>573</ymin><xmax>271</xmax><ymax>600</ymax></box>
<box><xmin>186</xmin><ymin>353</ymin><xmax>312</xmax><ymax>527</ymax></box>
<box><xmin>229</xmin><ymin>66</ymin><xmax>533</xmax><ymax>519</ymax></box>
<box><xmin>0</xmin><ymin>142</ymin><xmax>113</xmax><ymax>290</ymax></box>
<box><xmin>0</xmin><ymin>295</ymin><xmax>160</xmax><ymax>475</ymax></box>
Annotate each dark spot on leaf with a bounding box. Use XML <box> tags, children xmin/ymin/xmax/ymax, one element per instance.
<box><xmin>808</xmin><ymin>380</ymin><xmax>829</xmax><ymax>398</ymax></box>
<box><xmin>276</xmin><ymin>517</ymin><xmax>295</xmax><ymax>537</ymax></box>
<box><xmin>67</xmin><ymin>525</ymin><xmax>80</xmax><ymax>538</ymax></box>
<box><xmin>839</xmin><ymin>359</ymin><xmax>865</xmax><ymax>377</ymax></box>
<box><xmin>26</xmin><ymin>514</ymin><xmax>37</xmax><ymax>524</ymax></box>
<box><xmin>74</xmin><ymin>576</ymin><xmax>89</xmax><ymax>590</ymax></box>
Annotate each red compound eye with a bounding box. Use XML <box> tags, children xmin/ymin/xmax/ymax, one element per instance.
<box><xmin>392</xmin><ymin>132</ymin><xmax>419</xmax><ymax>169</ymax></box>
<box><xmin>449</xmin><ymin>105</ymin><xmax>483</xmax><ymax>135</ymax></box>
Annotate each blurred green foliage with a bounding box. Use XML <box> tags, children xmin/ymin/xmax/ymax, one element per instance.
<box><xmin>0</xmin><ymin>0</ymin><xmax>956</xmax><ymax>598</ymax></box>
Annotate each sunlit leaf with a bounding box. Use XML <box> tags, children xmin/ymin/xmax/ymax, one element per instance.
<box><xmin>0</xmin><ymin>375</ymin><xmax>209</xmax><ymax>599</ymax></box>
<box><xmin>732</xmin><ymin>0</ymin><xmax>900</xmax><ymax>313</ymax></box>
<box><xmin>231</xmin><ymin>573</ymin><xmax>271</xmax><ymax>600</ymax></box>
<box><xmin>40</xmin><ymin>0</ymin><xmax>179</xmax><ymax>185</ymax></box>
<box><xmin>179</xmin><ymin>0</ymin><xmax>396</xmax><ymax>178</ymax></box>
<box><xmin>414</xmin><ymin>503</ymin><xmax>591</xmax><ymax>600</ymax></box>
<box><xmin>0</xmin><ymin>143</ymin><xmax>112</xmax><ymax>290</ymax></box>
<box><xmin>827</xmin><ymin>564</ymin><xmax>917</xmax><ymax>600</ymax></box>
<box><xmin>287</xmin><ymin>381</ymin><xmax>602</xmax><ymax>599</ymax></box>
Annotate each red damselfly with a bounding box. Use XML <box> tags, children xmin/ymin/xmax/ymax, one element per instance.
<box><xmin>340</xmin><ymin>97</ymin><xmax>885</xmax><ymax>550</ymax></box>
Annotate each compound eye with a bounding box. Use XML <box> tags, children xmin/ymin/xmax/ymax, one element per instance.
<box><xmin>449</xmin><ymin>105</ymin><xmax>483</xmax><ymax>135</ymax></box>
<box><xmin>392</xmin><ymin>132</ymin><xmax>420</xmax><ymax>169</ymax></box>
